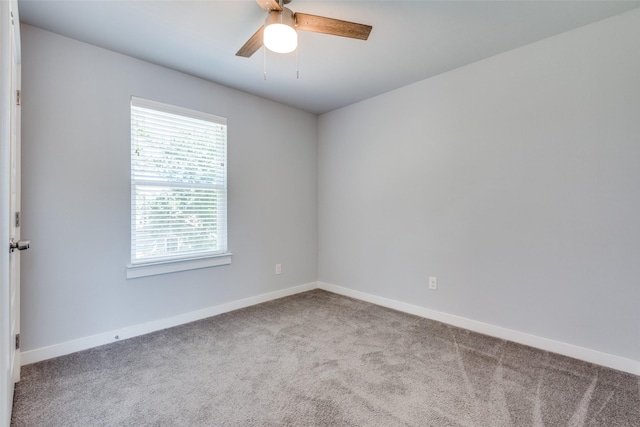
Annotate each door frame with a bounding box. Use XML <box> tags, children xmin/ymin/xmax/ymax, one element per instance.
<box><xmin>1</xmin><ymin>0</ymin><xmax>21</xmax><ymax>424</ymax></box>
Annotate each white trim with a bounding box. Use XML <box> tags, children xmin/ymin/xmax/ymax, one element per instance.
<box><xmin>318</xmin><ymin>282</ymin><xmax>640</xmax><ymax>375</ymax></box>
<box><xmin>21</xmin><ymin>282</ymin><xmax>317</xmax><ymax>365</ymax></box>
<box><xmin>126</xmin><ymin>253</ymin><xmax>232</xmax><ymax>279</ymax></box>
<box><xmin>21</xmin><ymin>281</ymin><xmax>639</xmax><ymax>375</ymax></box>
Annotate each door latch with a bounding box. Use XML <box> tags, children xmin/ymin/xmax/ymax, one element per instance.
<box><xmin>9</xmin><ymin>238</ymin><xmax>29</xmax><ymax>252</ymax></box>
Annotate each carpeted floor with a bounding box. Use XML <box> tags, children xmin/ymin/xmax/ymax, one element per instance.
<box><xmin>11</xmin><ymin>289</ymin><xmax>640</xmax><ymax>426</ymax></box>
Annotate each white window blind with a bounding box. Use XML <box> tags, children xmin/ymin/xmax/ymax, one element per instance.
<box><xmin>130</xmin><ymin>97</ymin><xmax>227</xmax><ymax>265</ymax></box>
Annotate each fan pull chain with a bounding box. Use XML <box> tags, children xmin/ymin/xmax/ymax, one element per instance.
<box><xmin>296</xmin><ymin>38</ymin><xmax>299</xmax><ymax>79</ymax></box>
<box><xmin>263</xmin><ymin>47</ymin><xmax>267</xmax><ymax>80</ymax></box>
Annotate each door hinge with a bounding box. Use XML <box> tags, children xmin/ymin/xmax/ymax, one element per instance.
<box><xmin>15</xmin><ymin>211</ymin><xmax>20</xmax><ymax>228</ymax></box>
<box><xmin>16</xmin><ymin>90</ymin><xmax>21</xmax><ymax>106</ymax></box>
<box><xmin>15</xmin><ymin>334</ymin><xmax>20</xmax><ymax>350</ymax></box>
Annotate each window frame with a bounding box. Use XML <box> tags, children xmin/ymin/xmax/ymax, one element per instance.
<box><xmin>127</xmin><ymin>97</ymin><xmax>231</xmax><ymax>279</ymax></box>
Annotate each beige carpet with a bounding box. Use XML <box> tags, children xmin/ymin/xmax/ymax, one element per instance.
<box><xmin>11</xmin><ymin>290</ymin><xmax>640</xmax><ymax>426</ymax></box>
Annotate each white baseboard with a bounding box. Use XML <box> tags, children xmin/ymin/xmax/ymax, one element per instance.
<box><xmin>20</xmin><ymin>282</ymin><xmax>317</xmax><ymax>366</ymax></box>
<box><xmin>318</xmin><ymin>282</ymin><xmax>640</xmax><ymax>376</ymax></box>
<box><xmin>21</xmin><ymin>280</ymin><xmax>639</xmax><ymax>376</ymax></box>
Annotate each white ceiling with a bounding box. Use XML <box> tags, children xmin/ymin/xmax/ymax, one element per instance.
<box><xmin>17</xmin><ymin>0</ymin><xmax>640</xmax><ymax>114</ymax></box>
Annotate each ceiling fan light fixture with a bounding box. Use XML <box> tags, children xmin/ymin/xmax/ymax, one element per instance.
<box><xmin>263</xmin><ymin>8</ymin><xmax>298</xmax><ymax>54</ymax></box>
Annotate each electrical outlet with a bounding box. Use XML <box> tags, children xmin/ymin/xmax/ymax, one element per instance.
<box><xmin>275</xmin><ymin>263</ymin><xmax>282</xmax><ymax>275</ymax></box>
<box><xmin>428</xmin><ymin>276</ymin><xmax>437</xmax><ymax>290</ymax></box>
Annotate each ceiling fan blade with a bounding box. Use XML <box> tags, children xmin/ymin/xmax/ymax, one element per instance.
<box><xmin>256</xmin><ymin>0</ymin><xmax>282</xmax><ymax>12</ymax></box>
<box><xmin>236</xmin><ymin>26</ymin><xmax>264</xmax><ymax>58</ymax></box>
<box><xmin>294</xmin><ymin>13</ymin><xmax>372</xmax><ymax>40</ymax></box>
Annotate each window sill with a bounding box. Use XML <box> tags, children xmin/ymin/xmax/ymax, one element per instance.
<box><xmin>127</xmin><ymin>253</ymin><xmax>232</xmax><ymax>279</ymax></box>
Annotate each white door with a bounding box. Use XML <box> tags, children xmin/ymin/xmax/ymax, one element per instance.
<box><xmin>1</xmin><ymin>1</ymin><xmax>22</xmax><ymax>425</ymax></box>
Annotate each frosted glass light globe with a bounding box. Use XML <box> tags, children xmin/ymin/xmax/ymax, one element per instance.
<box><xmin>264</xmin><ymin>23</ymin><xmax>298</xmax><ymax>53</ymax></box>
<box><xmin>263</xmin><ymin>8</ymin><xmax>298</xmax><ymax>54</ymax></box>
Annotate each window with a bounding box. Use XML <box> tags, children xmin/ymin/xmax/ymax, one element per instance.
<box><xmin>128</xmin><ymin>97</ymin><xmax>230</xmax><ymax>278</ymax></box>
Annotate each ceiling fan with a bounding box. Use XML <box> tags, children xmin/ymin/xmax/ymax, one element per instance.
<box><xmin>236</xmin><ymin>0</ymin><xmax>373</xmax><ymax>57</ymax></box>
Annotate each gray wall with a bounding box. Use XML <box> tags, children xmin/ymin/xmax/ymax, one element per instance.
<box><xmin>21</xmin><ymin>8</ymin><xmax>640</xmax><ymax>363</ymax></box>
<box><xmin>20</xmin><ymin>25</ymin><xmax>318</xmax><ymax>351</ymax></box>
<box><xmin>318</xmin><ymin>9</ymin><xmax>640</xmax><ymax>361</ymax></box>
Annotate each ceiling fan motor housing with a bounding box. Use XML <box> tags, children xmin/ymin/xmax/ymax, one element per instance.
<box><xmin>265</xmin><ymin>7</ymin><xmax>296</xmax><ymax>29</ymax></box>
